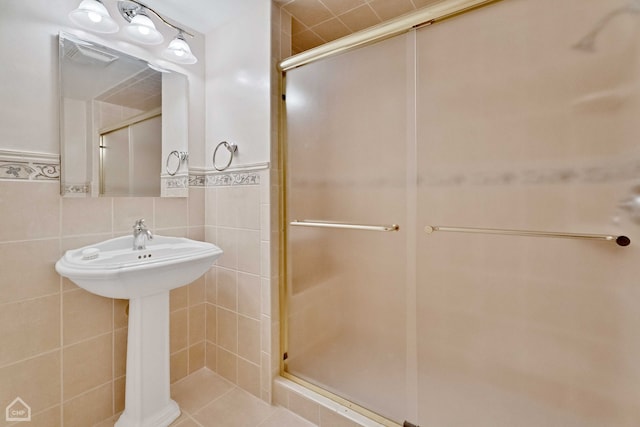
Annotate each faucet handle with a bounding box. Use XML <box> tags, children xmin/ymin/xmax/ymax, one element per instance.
<box><xmin>133</xmin><ymin>218</ymin><xmax>147</xmax><ymax>230</ymax></box>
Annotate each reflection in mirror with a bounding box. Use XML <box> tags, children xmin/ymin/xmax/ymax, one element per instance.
<box><xmin>59</xmin><ymin>32</ymin><xmax>188</xmax><ymax>197</ymax></box>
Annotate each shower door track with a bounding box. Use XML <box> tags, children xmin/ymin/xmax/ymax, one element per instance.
<box><xmin>278</xmin><ymin>0</ymin><xmax>502</xmax><ymax>72</ymax></box>
<box><xmin>280</xmin><ymin>372</ymin><xmax>402</xmax><ymax>427</ymax></box>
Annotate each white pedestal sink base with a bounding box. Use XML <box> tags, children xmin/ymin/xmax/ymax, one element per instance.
<box><xmin>115</xmin><ymin>400</ymin><xmax>180</xmax><ymax>427</ymax></box>
<box><xmin>54</xmin><ymin>235</ymin><xmax>223</xmax><ymax>426</ymax></box>
<box><xmin>115</xmin><ymin>292</ymin><xmax>181</xmax><ymax>427</ymax></box>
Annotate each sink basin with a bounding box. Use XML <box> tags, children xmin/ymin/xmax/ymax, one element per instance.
<box><xmin>55</xmin><ymin>234</ymin><xmax>223</xmax><ymax>427</ymax></box>
<box><xmin>55</xmin><ymin>235</ymin><xmax>222</xmax><ymax>299</ymax></box>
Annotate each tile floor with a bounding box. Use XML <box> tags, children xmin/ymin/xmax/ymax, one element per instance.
<box><xmin>96</xmin><ymin>369</ymin><xmax>316</xmax><ymax>427</ymax></box>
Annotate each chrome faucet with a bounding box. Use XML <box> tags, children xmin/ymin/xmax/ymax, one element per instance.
<box><xmin>132</xmin><ymin>219</ymin><xmax>153</xmax><ymax>250</ymax></box>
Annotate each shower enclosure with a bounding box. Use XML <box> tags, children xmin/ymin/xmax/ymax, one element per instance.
<box><xmin>282</xmin><ymin>0</ymin><xmax>640</xmax><ymax>425</ymax></box>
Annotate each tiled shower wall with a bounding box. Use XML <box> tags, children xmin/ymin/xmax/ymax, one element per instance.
<box><xmin>0</xmin><ymin>179</ymin><xmax>206</xmax><ymax>427</ymax></box>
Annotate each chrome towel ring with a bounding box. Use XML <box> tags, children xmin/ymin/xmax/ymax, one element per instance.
<box><xmin>213</xmin><ymin>141</ymin><xmax>238</xmax><ymax>171</ymax></box>
<box><xmin>166</xmin><ymin>151</ymin><xmax>188</xmax><ymax>176</ymax></box>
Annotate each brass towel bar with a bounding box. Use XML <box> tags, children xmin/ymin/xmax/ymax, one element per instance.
<box><xmin>290</xmin><ymin>221</ymin><xmax>630</xmax><ymax>246</ymax></box>
<box><xmin>290</xmin><ymin>220</ymin><xmax>400</xmax><ymax>232</ymax></box>
<box><xmin>424</xmin><ymin>225</ymin><xmax>631</xmax><ymax>247</ymax></box>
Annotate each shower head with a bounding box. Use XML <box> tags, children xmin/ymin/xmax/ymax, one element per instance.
<box><xmin>573</xmin><ymin>32</ymin><xmax>598</xmax><ymax>53</ymax></box>
<box><xmin>572</xmin><ymin>0</ymin><xmax>640</xmax><ymax>52</ymax></box>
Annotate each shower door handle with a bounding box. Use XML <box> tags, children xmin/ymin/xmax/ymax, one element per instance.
<box><xmin>424</xmin><ymin>225</ymin><xmax>630</xmax><ymax>246</ymax></box>
<box><xmin>290</xmin><ymin>220</ymin><xmax>400</xmax><ymax>232</ymax></box>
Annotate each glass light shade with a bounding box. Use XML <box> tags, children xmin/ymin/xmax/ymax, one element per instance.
<box><xmin>162</xmin><ymin>35</ymin><xmax>197</xmax><ymax>64</ymax></box>
<box><xmin>69</xmin><ymin>0</ymin><xmax>119</xmax><ymax>34</ymax></box>
<box><xmin>124</xmin><ymin>14</ymin><xmax>164</xmax><ymax>45</ymax></box>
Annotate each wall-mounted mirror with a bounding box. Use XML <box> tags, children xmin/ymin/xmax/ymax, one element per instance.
<box><xmin>59</xmin><ymin>32</ymin><xmax>189</xmax><ymax>197</ymax></box>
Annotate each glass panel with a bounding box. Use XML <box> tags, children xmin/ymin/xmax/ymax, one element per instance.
<box><xmin>416</xmin><ymin>0</ymin><xmax>640</xmax><ymax>426</ymax></box>
<box><xmin>130</xmin><ymin>115</ymin><xmax>161</xmax><ymax>196</ymax></box>
<box><xmin>100</xmin><ymin>127</ymin><xmax>130</xmax><ymax>196</ymax></box>
<box><xmin>100</xmin><ymin>115</ymin><xmax>161</xmax><ymax>197</ymax></box>
<box><xmin>285</xmin><ymin>34</ymin><xmax>411</xmax><ymax>422</ymax></box>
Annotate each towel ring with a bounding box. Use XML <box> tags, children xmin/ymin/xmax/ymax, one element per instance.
<box><xmin>166</xmin><ymin>151</ymin><xmax>188</xmax><ymax>176</ymax></box>
<box><xmin>213</xmin><ymin>141</ymin><xmax>238</xmax><ymax>171</ymax></box>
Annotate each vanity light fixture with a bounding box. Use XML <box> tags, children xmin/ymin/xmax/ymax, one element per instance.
<box><xmin>118</xmin><ymin>1</ymin><xmax>164</xmax><ymax>45</ymax></box>
<box><xmin>68</xmin><ymin>0</ymin><xmax>119</xmax><ymax>33</ymax></box>
<box><xmin>162</xmin><ymin>32</ymin><xmax>197</xmax><ymax>64</ymax></box>
<box><xmin>123</xmin><ymin>12</ymin><xmax>163</xmax><ymax>45</ymax></box>
<box><xmin>68</xmin><ymin>0</ymin><xmax>197</xmax><ymax>63</ymax></box>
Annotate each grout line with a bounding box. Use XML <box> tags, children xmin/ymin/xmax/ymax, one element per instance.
<box><xmin>0</xmin><ymin>235</ymin><xmax>64</xmax><ymax>245</ymax></box>
<box><xmin>185</xmin><ymin>413</ymin><xmax>206</xmax><ymax>427</ymax></box>
<box><xmin>186</xmin><ymin>280</ymin><xmax>191</xmax><ymax>375</ymax></box>
<box><xmin>152</xmin><ymin>197</ymin><xmax>157</xmax><ymax>236</ymax></box>
<box><xmin>60</xmin><ymin>379</ymin><xmax>113</xmax><ymax>405</ymax></box>
<box><xmin>60</xmin><ymin>330</ymin><xmax>113</xmax><ymax>350</ymax></box>
<box><xmin>110</xmin><ymin>196</ymin><xmax>115</xmax><ymax>237</ymax></box>
<box><xmin>0</xmin><ymin>290</ymin><xmax>62</xmax><ymax>308</ymax></box>
<box><xmin>235</xmin><ymin>354</ymin><xmax>261</xmax><ymax>369</ymax></box>
<box><xmin>365</xmin><ymin>3</ymin><xmax>383</xmax><ymax>22</ymax></box>
<box><xmin>0</xmin><ymin>177</ymin><xmax>59</xmax><ymax>184</ymax></box>
<box><xmin>204</xmin><ymin>270</ymin><xmax>211</xmax><ymax>367</ymax></box>
<box><xmin>186</xmin><ymin>185</ymin><xmax>191</xmax><ymax>229</ymax></box>
<box><xmin>170</xmin><ymin>347</ymin><xmax>189</xmax><ymax>357</ymax></box>
<box><xmin>188</xmin><ymin>386</ymin><xmax>237</xmax><ymax>420</ymax></box>
<box><xmin>57</xmin><ymin>231</ymin><xmax>115</xmax><ymax>241</ymax></box>
<box><xmin>59</xmin><ymin>194</ymin><xmax>64</xmax><ymax>427</ymax></box>
<box><xmin>111</xmin><ymin>300</ymin><xmax>117</xmax><ymax>417</ymax></box>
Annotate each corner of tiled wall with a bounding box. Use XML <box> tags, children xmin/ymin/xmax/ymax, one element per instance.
<box><xmin>163</xmin><ymin>187</ymin><xmax>207</xmax><ymax>385</ymax></box>
<box><xmin>203</xmin><ymin>169</ymin><xmax>273</xmax><ymax>402</ymax></box>
<box><xmin>194</xmin><ymin>1</ymin><xmax>287</xmax><ymax>406</ymax></box>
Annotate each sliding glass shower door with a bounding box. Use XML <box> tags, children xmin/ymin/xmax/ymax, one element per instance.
<box><xmin>284</xmin><ymin>34</ymin><xmax>412</xmax><ymax>423</ymax></box>
<box><xmin>284</xmin><ymin>0</ymin><xmax>640</xmax><ymax>425</ymax></box>
<box><xmin>415</xmin><ymin>0</ymin><xmax>640</xmax><ymax>425</ymax></box>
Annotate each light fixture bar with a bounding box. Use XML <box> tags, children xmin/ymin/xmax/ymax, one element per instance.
<box><xmin>69</xmin><ymin>0</ymin><xmax>198</xmax><ymax>64</ymax></box>
<box><xmin>118</xmin><ymin>0</ymin><xmax>194</xmax><ymax>38</ymax></box>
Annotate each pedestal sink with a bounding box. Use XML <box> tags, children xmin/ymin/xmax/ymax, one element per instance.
<box><xmin>55</xmin><ymin>235</ymin><xmax>223</xmax><ymax>427</ymax></box>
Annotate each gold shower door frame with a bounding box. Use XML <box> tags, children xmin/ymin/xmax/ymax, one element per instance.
<box><xmin>278</xmin><ymin>1</ymin><xmax>502</xmax><ymax>425</ymax></box>
<box><xmin>282</xmin><ymin>0</ymin><xmax>640</xmax><ymax>423</ymax></box>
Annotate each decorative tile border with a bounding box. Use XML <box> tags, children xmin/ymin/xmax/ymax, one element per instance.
<box><xmin>189</xmin><ymin>174</ymin><xmax>206</xmax><ymax>187</ymax></box>
<box><xmin>0</xmin><ymin>150</ymin><xmax>267</xmax><ymax>191</ymax></box>
<box><xmin>189</xmin><ymin>163</ymin><xmax>268</xmax><ymax>187</ymax></box>
<box><xmin>63</xmin><ymin>183</ymin><xmax>91</xmax><ymax>194</ymax></box>
<box><xmin>207</xmin><ymin>172</ymin><xmax>260</xmax><ymax>186</ymax></box>
<box><xmin>189</xmin><ymin>172</ymin><xmax>261</xmax><ymax>187</ymax></box>
<box><xmin>0</xmin><ymin>161</ymin><xmax>60</xmax><ymax>181</ymax></box>
<box><xmin>164</xmin><ymin>175</ymin><xmax>189</xmax><ymax>189</ymax></box>
<box><xmin>0</xmin><ymin>162</ymin><xmax>59</xmax><ymax>180</ymax></box>
<box><xmin>161</xmin><ymin>173</ymin><xmax>189</xmax><ymax>197</ymax></box>
<box><xmin>0</xmin><ymin>150</ymin><xmax>60</xmax><ymax>182</ymax></box>
<box><xmin>422</xmin><ymin>160</ymin><xmax>640</xmax><ymax>187</ymax></box>
<box><xmin>5</xmin><ymin>147</ymin><xmax>638</xmax><ymax>189</ymax></box>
